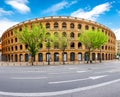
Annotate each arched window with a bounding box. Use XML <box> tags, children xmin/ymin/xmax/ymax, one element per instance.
<box><xmin>102</xmin><ymin>53</ymin><xmax>104</xmax><ymax>60</ymax></box>
<box><xmin>70</xmin><ymin>52</ymin><xmax>75</xmax><ymax>61</ymax></box>
<box><xmin>70</xmin><ymin>32</ymin><xmax>74</xmax><ymax>38</ymax></box>
<box><xmin>70</xmin><ymin>23</ymin><xmax>74</xmax><ymax>29</ymax></box>
<box><xmin>106</xmin><ymin>54</ymin><xmax>107</xmax><ymax>60</ymax></box>
<box><xmin>20</xmin><ymin>45</ymin><xmax>22</xmax><ymax>50</ymax></box>
<box><xmin>78</xmin><ymin>42</ymin><xmax>82</xmax><ymax>49</ymax></box>
<box><xmin>38</xmin><ymin>53</ymin><xmax>43</xmax><ymax>62</ymax></box>
<box><xmin>11</xmin><ymin>39</ymin><xmax>13</xmax><ymax>43</ymax></box>
<box><xmin>11</xmin><ymin>55</ymin><xmax>13</xmax><ymax>62</ymax></box>
<box><xmin>102</xmin><ymin>46</ymin><xmax>104</xmax><ymax>50</ymax></box>
<box><xmin>92</xmin><ymin>26</ymin><xmax>95</xmax><ymax>31</ymax></box>
<box><xmin>62</xmin><ymin>32</ymin><xmax>67</xmax><ymax>37</ymax></box>
<box><xmin>54</xmin><ymin>22</ymin><xmax>58</xmax><ymax>29</ymax></box>
<box><xmin>105</xmin><ymin>46</ymin><xmax>107</xmax><ymax>50</ymax></box>
<box><xmin>54</xmin><ymin>52</ymin><xmax>59</xmax><ymax>62</ymax></box>
<box><xmin>15</xmin><ymin>38</ymin><xmax>17</xmax><ymax>42</ymax></box>
<box><xmin>25</xmin><ymin>54</ymin><xmax>29</xmax><ymax>62</ymax></box>
<box><xmin>63</xmin><ymin>52</ymin><xmax>67</xmax><ymax>62</ymax></box>
<box><xmin>19</xmin><ymin>54</ymin><xmax>23</xmax><ymax>62</ymax></box>
<box><xmin>78</xmin><ymin>24</ymin><xmax>82</xmax><ymax>29</ymax></box>
<box><xmin>11</xmin><ymin>46</ymin><xmax>13</xmax><ymax>51</ymax></box>
<box><xmin>62</xmin><ymin>22</ymin><xmax>66</xmax><ymax>29</ymax></box>
<box><xmin>92</xmin><ymin>53</ymin><xmax>95</xmax><ymax>61</ymax></box>
<box><xmin>46</xmin><ymin>23</ymin><xmax>50</xmax><ymax>29</ymax></box>
<box><xmin>85</xmin><ymin>25</ymin><xmax>89</xmax><ymax>30</ymax></box>
<box><xmin>19</xmin><ymin>27</ymin><xmax>22</xmax><ymax>31</ymax></box>
<box><xmin>15</xmin><ymin>46</ymin><xmax>18</xmax><ymax>51</ymax></box>
<box><xmin>78</xmin><ymin>52</ymin><xmax>82</xmax><ymax>61</ymax></box>
<box><xmin>102</xmin><ymin>29</ymin><xmax>104</xmax><ymax>32</ymax></box>
<box><xmin>46</xmin><ymin>53</ymin><xmax>51</xmax><ymax>62</ymax></box>
<box><xmin>97</xmin><ymin>53</ymin><xmax>100</xmax><ymax>60</ymax></box>
<box><xmin>11</xmin><ymin>31</ymin><xmax>13</xmax><ymax>36</ymax></box>
<box><xmin>15</xmin><ymin>54</ymin><xmax>18</xmax><ymax>62</ymax></box>
<box><xmin>70</xmin><ymin>42</ymin><xmax>75</xmax><ymax>49</ymax></box>
<box><xmin>25</xmin><ymin>45</ymin><xmax>28</xmax><ymax>49</ymax></box>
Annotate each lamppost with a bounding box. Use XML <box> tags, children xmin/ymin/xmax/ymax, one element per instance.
<box><xmin>46</xmin><ymin>39</ymin><xmax>51</xmax><ymax>65</ymax></box>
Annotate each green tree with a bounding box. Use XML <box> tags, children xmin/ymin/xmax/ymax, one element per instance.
<box><xmin>92</xmin><ymin>31</ymin><xmax>108</xmax><ymax>62</ymax></box>
<box><xmin>14</xmin><ymin>23</ymin><xmax>46</xmax><ymax>65</ymax></box>
<box><xmin>45</xmin><ymin>33</ymin><xmax>55</xmax><ymax>65</ymax></box>
<box><xmin>53</xmin><ymin>33</ymin><xmax>70</xmax><ymax>64</ymax></box>
<box><xmin>78</xmin><ymin>29</ymin><xmax>108</xmax><ymax>63</ymax></box>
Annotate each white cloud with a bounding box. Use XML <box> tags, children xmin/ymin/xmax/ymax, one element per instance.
<box><xmin>42</xmin><ymin>0</ymin><xmax>77</xmax><ymax>14</ymax></box>
<box><xmin>0</xmin><ymin>18</ymin><xmax>19</xmax><ymax>37</ymax></box>
<box><xmin>113</xmin><ymin>28</ymin><xmax>120</xmax><ymax>40</ymax></box>
<box><xmin>0</xmin><ymin>8</ymin><xmax>13</xmax><ymax>16</ymax></box>
<box><xmin>66</xmin><ymin>0</ymin><xmax>77</xmax><ymax>8</ymax></box>
<box><xmin>71</xmin><ymin>2</ymin><xmax>111</xmax><ymax>20</ymax></box>
<box><xmin>42</xmin><ymin>1</ymin><xmax>68</xmax><ymax>14</ymax></box>
<box><xmin>5</xmin><ymin>0</ymin><xmax>30</xmax><ymax>14</ymax></box>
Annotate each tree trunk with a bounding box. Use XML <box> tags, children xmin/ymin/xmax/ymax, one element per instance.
<box><xmin>31</xmin><ymin>56</ymin><xmax>34</xmax><ymax>66</ymax></box>
<box><xmin>88</xmin><ymin>48</ymin><xmax>92</xmax><ymax>63</ymax></box>
<box><xmin>100</xmin><ymin>49</ymin><xmax>102</xmax><ymax>63</ymax></box>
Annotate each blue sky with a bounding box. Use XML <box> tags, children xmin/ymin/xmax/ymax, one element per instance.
<box><xmin>0</xmin><ymin>0</ymin><xmax>120</xmax><ymax>40</ymax></box>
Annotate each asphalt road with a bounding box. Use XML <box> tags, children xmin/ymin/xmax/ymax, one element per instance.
<box><xmin>0</xmin><ymin>61</ymin><xmax>120</xmax><ymax>97</ymax></box>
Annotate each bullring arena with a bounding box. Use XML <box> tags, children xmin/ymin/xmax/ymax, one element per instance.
<box><xmin>1</xmin><ymin>16</ymin><xmax>116</xmax><ymax>65</ymax></box>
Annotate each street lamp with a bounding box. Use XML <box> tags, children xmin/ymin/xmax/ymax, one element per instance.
<box><xmin>46</xmin><ymin>39</ymin><xmax>51</xmax><ymax>65</ymax></box>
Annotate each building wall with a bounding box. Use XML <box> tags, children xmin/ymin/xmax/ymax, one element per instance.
<box><xmin>1</xmin><ymin>16</ymin><xmax>116</xmax><ymax>64</ymax></box>
<box><xmin>116</xmin><ymin>40</ymin><xmax>120</xmax><ymax>57</ymax></box>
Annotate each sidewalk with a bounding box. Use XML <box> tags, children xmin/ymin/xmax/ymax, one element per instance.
<box><xmin>0</xmin><ymin>60</ymin><xmax>117</xmax><ymax>66</ymax></box>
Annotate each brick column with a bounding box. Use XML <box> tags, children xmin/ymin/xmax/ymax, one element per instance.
<box><xmin>35</xmin><ymin>53</ymin><xmax>38</xmax><ymax>62</ymax></box>
<box><xmin>67</xmin><ymin>52</ymin><xmax>70</xmax><ymax>63</ymax></box>
<box><xmin>43</xmin><ymin>52</ymin><xmax>46</xmax><ymax>62</ymax></box>
<box><xmin>59</xmin><ymin>51</ymin><xmax>62</xmax><ymax>64</ymax></box>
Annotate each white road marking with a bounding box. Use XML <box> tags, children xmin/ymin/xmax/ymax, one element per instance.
<box><xmin>76</xmin><ymin>71</ymin><xmax>86</xmax><ymax>73</ymax></box>
<box><xmin>0</xmin><ymin>77</ymin><xmax>120</xmax><ymax>96</ymax></box>
<box><xmin>49</xmin><ymin>78</ymin><xmax>89</xmax><ymax>84</ymax></box>
<box><xmin>11</xmin><ymin>77</ymin><xmax>48</xmax><ymax>80</ymax></box>
<box><xmin>49</xmin><ymin>75</ymin><xmax>107</xmax><ymax>84</ymax></box>
<box><xmin>89</xmin><ymin>75</ymin><xmax>107</xmax><ymax>80</ymax></box>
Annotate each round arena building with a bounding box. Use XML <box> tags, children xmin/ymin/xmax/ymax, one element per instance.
<box><xmin>1</xmin><ymin>16</ymin><xmax>116</xmax><ymax>65</ymax></box>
